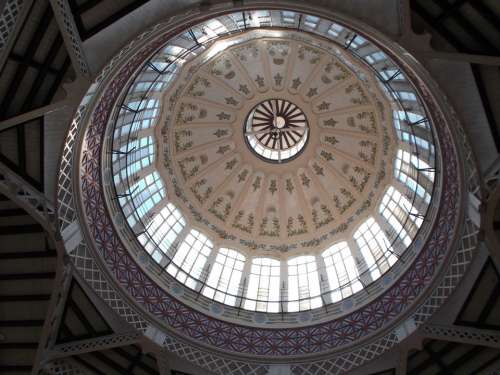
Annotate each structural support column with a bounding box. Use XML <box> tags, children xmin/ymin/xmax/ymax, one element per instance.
<box><xmin>31</xmin><ymin>262</ymin><xmax>73</xmax><ymax>374</ymax></box>
<box><xmin>395</xmin><ymin>348</ymin><xmax>408</xmax><ymax>375</ymax></box>
<box><xmin>49</xmin><ymin>0</ymin><xmax>90</xmax><ymax>79</ymax></box>
<box><xmin>236</xmin><ymin>255</ymin><xmax>252</xmax><ymax>310</ymax></box>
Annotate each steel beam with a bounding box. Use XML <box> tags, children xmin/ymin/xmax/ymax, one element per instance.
<box><xmin>0</xmin><ymin>159</ymin><xmax>57</xmax><ymax>234</ymax></box>
<box><xmin>49</xmin><ymin>0</ymin><xmax>90</xmax><ymax>78</ymax></box>
<box><xmin>46</xmin><ymin>331</ymin><xmax>141</xmax><ymax>361</ymax></box>
<box><xmin>0</xmin><ymin>101</ymin><xmax>70</xmax><ymax>133</ymax></box>
<box><xmin>421</xmin><ymin>323</ymin><xmax>500</xmax><ymax>349</ymax></box>
<box><xmin>0</xmin><ymin>0</ymin><xmax>34</xmax><ymax>72</ymax></box>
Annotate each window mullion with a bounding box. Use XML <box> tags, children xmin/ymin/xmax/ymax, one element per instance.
<box><xmin>315</xmin><ymin>253</ymin><xmax>331</xmax><ymax>305</ymax></box>
<box><xmin>162</xmin><ymin>224</ymin><xmax>190</xmax><ymax>264</ymax></box>
<box><xmin>347</xmin><ymin>237</ymin><xmax>373</xmax><ymax>286</ymax></box>
<box><xmin>238</xmin><ymin>256</ymin><xmax>253</xmax><ymax>309</ymax></box>
<box><xmin>374</xmin><ymin>211</ymin><xmax>406</xmax><ymax>257</ymax></box>
<box><xmin>200</xmin><ymin>247</ymin><xmax>220</xmax><ymax>290</ymax></box>
<box><xmin>280</xmin><ymin>260</ymin><xmax>288</xmax><ymax>313</ymax></box>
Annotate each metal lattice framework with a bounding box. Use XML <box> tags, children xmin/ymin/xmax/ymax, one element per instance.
<box><xmin>0</xmin><ymin>0</ymin><xmax>23</xmax><ymax>53</ymax></box>
<box><xmin>48</xmin><ymin>331</ymin><xmax>141</xmax><ymax>358</ymax></box>
<box><xmin>0</xmin><ymin>159</ymin><xmax>56</xmax><ymax>233</ymax></box>
<box><xmin>50</xmin><ymin>0</ymin><xmax>89</xmax><ymax>77</ymax></box>
<box><xmin>421</xmin><ymin>324</ymin><xmax>500</xmax><ymax>349</ymax></box>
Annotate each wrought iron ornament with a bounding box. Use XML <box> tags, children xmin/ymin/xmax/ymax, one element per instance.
<box><xmin>244</xmin><ymin>99</ymin><xmax>309</xmax><ymax>163</ymax></box>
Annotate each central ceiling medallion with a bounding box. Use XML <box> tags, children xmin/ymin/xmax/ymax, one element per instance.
<box><xmin>244</xmin><ymin>99</ymin><xmax>309</xmax><ymax>163</ymax></box>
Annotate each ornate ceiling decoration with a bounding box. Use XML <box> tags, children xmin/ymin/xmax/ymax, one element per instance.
<box><xmin>160</xmin><ymin>32</ymin><xmax>396</xmax><ymax>255</ymax></box>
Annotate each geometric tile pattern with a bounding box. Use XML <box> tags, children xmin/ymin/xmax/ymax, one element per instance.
<box><xmin>68</xmin><ymin>242</ymin><xmax>148</xmax><ymax>331</ymax></box>
<box><xmin>291</xmin><ymin>333</ymin><xmax>399</xmax><ymax>374</ymax></box>
<box><xmin>161</xmin><ymin>333</ymin><xmax>269</xmax><ymax>375</ymax></box>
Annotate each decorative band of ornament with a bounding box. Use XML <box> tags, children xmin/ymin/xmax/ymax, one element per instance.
<box><xmin>76</xmin><ymin>11</ymin><xmax>464</xmax><ymax>358</ymax></box>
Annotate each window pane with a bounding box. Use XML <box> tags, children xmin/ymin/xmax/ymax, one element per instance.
<box><xmin>167</xmin><ymin>229</ymin><xmax>213</xmax><ymax>289</ymax></box>
<box><xmin>287</xmin><ymin>256</ymin><xmax>321</xmax><ymax>312</ymax></box>
<box><xmin>203</xmin><ymin>248</ymin><xmax>246</xmax><ymax>306</ymax></box>
<box><xmin>244</xmin><ymin>258</ymin><xmax>280</xmax><ymax>312</ymax></box>
<box><xmin>353</xmin><ymin>218</ymin><xmax>397</xmax><ymax>280</ymax></box>
<box><xmin>322</xmin><ymin>242</ymin><xmax>362</xmax><ymax>302</ymax></box>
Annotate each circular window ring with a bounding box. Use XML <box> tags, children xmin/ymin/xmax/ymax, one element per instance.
<box><xmin>244</xmin><ymin>98</ymin><xmax>310</xmax><ymax>163</ymax></box>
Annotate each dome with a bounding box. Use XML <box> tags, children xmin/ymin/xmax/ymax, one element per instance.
<box><xmin>109</xmin><ymin>20</ymin><xmax>436</xmax><ymax>315</ymax></box>
<box><xmin>57</xmin><ymin>4</ymin><xmax>478</xmax><ymax>372</ymax></box>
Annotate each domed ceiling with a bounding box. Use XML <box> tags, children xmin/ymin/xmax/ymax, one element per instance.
<box><xmin>104</xmin><ymin>24</ymin><xmax>438</xmax><ymax>316</ymax></box>
<box><xmin>160</xmin><ymin>31</ymin><xmax>396</xmax><ymax>255</ymax></box>
<box><xmin>57</xmin><ymin>7</ymin><xmax>479</xmax><ymax>372</ymax></box>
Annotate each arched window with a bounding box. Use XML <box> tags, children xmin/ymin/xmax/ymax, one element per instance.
<box><xmin>166</xmin><ymin>229</ymin><xmax>213</xmax><ymax>289</ymax></box>
<box><xmin>119</xmin><ymin>171</ymin><xmax>165</xmax><ymax>228</ymax></box>
<box><xmin>353</xmin><ymin>217</ymin><xmax>397</xmax><ymax>280</ymax></box>
<box><xmin>138</xmin><ymin>203</ymin><xmax>185</xmax><ymax>264</ymax></box>
<box><xmin>396</xmin><ymin>111</ymin><xmax>427</xmax><ymax>129</ymax></box>
<box><xmin>287</xmin><ymin>256</ymin><xmax>322</xmax><ymax>312</ymax></box>
<box><xmin>379</xmin><ymin>186</ymin><xmax>423</xmax><ymax>245</ymax></box>
<box><xmin>395</xmin><ymin>91</ymin><xmax>416</xmax><ymax>101</ymax></box>
<box><xmin>281</xmin><ymin>11</ymin><xmax>296</xmax><ymax>25</ymax></box>
<box><xmin>113</xmin><ymin>136</ymin><xmax>155</xmax><ymax>188</ymax></box>
<box><xmin>244</xmin><ymin>258</ymin><xmax>280</xmax><ymax>312</ymax></box>
<box><xmin>327</xmin><ymin>22</ymin><xmax>344</xmax><ymax>37</ymax></box>
<box><xmin>114</xmin><ymin>99</ymin><xmax>160</xmax><ymax>140</ymax></box>
<box><xmin>394</xmin><ymin>149</ymin><xmax>432</xmax><ymax>204</ymax></box>
<box><xmin>350</xmin><ymin>35</ymin><xmax>367</xmax><ymax>49</ymax></box>
<box><xmin>203</xmin><ymin>248</ymin><xmax>246</xmax><ymax>306</ymax></box>
<box><xmin>364</xmin><ymin>51</ymin><xmax>386</xmax><ymax>64</ymax></box>
<box><xmin>393</xmin><ymin>111</ymin><xmax>434</xmax><ymax>155</ymax></box>
<box><xmin>322</xmin><ymin>242</ymin><xmax>362</xmax><ymax>302</ymax></box>
<box><xmin>199</xmin><ymin>19</ymin><xmax>228</xmax><ymax>40</ymax></box>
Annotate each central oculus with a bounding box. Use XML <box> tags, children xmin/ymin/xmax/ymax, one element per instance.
<box><xmin>244</xmin><ymin>99</ymin><xmax>309</xmax><ymax>163</ymax></box>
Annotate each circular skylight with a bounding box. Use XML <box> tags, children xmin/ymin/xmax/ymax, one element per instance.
<box><xmin>244</xmin><ymin>99</ymin><xmax>309</xmax><ymax>163</ymax></box>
